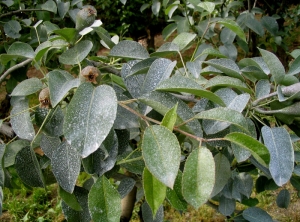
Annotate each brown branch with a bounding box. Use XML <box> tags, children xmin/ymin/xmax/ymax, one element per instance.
<box><xmin>0</xmin><ymin>9</ymin><xmax>49</xmax><ymax>18</ymax></box>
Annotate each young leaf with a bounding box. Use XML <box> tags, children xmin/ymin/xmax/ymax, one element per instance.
<box><xmin>156</xmin><ymin>74</ymin><xmax>226</xmax><ymax>106</ymax></box>
<box><xmin>11</xmin><ymin>78</ymin><xmax>43</xmax><ymax>96</ymax></box>
<box><xmin>15</xmin><ymin>146</ymin><xmax>45</xmax><ymax>188</ymax></box>
<box><xmin>276</xmin><ymin>189</ymin><xmax>290</xmax><ymax>209</ymax></box>
<box><xmin>161</xmin><ymin>103</ymin><xmax>178</xmax><ymax>131</ymax></box>
<box><xmin>217</xmin><ymin>18</ymin><xmax>246</xmax><ymax>42</ymax></box>
<box><xmin>10</xmin><ymin>97</ymin><xmax>35</xmax><ymax>141</ymax></box>
<box><xmin>258</xmin><ymin>48</ymin><xmax>285</xmax><ymax>84</ymax></box>
<box><xmin>59</xmin><ymin>186</ymin><xmax>83</xmax><ymax>211</ymax></box>
<box><xmin>261</xmin><ymin>126</ymin><xmax>294</xmax><ymax>186</ymax></box>
<box><xmin>57</xmin><ymin>1</ymin><xmax>70</xmax><ymax>18</ymax></box>
<box><xmin>198</xmin><ymin>2</ymin><xmax>215</xmax><ymax>14</ymax></box>
<box><xmin>109</xmin><ymin>40</ymin><xmax>150</xmax><ymax>59</ymax></box>
<box><xmin>88</xmin><ymin>176</ymin><xmax>121</xmax><ymax>222</ymax></box>
<box><xmin>142</xmin><ymin>125</ymin><xmax>181</xmax><ymax>188</ymax></box>
<box><xmin>52</xmin><ymin>141</ymin><xmax>81</xmax><ymax>193</ymax></box>
<box><xmin>48</xmin><ymin>70</ymin><xmax>80</xmax><ymax>107</ymax></box>
<box><xmin>59</xmin><ymin>40</ymin><xmax>93</xmax><ymax>65</ymax></box>
<box><xmin>172</xmin><ymin>32</ymin><xmax>197</xmax><ymax>51</ymax></box>
<box><xmin>143</xmin><ymin>168</ymin><xmax>166</xmax><ymax>217</ymax></box>
<box><xmin>182</xmin><ymin>147</ymin><xmax>215</xmax><ymax>209</ymax></box>
<box><xmin>41</xmin><ymin>0</ymin><xmax>57</xmax><ymax>13</ymax></box>
<box><xmin>63</xmin><ymin>83</ymin><xmax>117</xmax><ymax>158</ymax></box>
<box><xmin>225</xmin><ymin>132</ymin><xmax>270</xmax><ymax>167</ymax></box>
<box><xmin>243</xmin><ymin>207</ymin><xmax>273</xmax><ymax>222</ymax></box>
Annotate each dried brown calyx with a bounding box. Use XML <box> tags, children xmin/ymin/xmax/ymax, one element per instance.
<box><xmin>39</xmin><ymin>87</ymin><xmax>51</xmax><ymax>109</ymax></box>
<box><xmin>80</xmin><ymin>66</ymin><xmax>101</xmax><ymax>84</ymax></box>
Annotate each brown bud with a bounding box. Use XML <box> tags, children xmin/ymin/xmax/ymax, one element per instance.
<box><xmin>80</xmin><ymin>66</ymin><xmax>101</xmax><ymax>84</ymax></box>
<box><xmin>39</xmin><ymin>87</ymin><xmax>51</xmax><ymax>109</ymax></box>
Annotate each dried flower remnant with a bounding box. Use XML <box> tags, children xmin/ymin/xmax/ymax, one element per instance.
<box><xmin>80</xmin><ymin>66</ymin><xmax>101</xmax><ymax>84</ymax></box>
<box><xmin>39</xmin><ymin>87</ymin><xmax>51</xmax><ymax>109</ymax></box>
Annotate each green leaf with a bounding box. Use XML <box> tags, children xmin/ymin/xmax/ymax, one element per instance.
<box><xmin>143</xmin><ymin>168</ymin><xmax>166</xmax><ymax>217</ymax></box>
<box><xmin>127</xmin><ymin>57</ymin><xmax>158</xmax><ymax>77</ymax></box>
<box><xmin>150</xmin><ymin>42</ymin><xmax>179</xmax><ymax>57</ymax></box>
<box><xmin>162</xmin><ymin>23</ymin><xmax>177</xmax><ymax>40</ymax></box>
<box><xmin>4</xmin><ymin>20</ymin><xmax>21</xmax><ymax>39</ymax></box>
<box><xmin>3</xmin><ymin>140</ymin><xmax>30</xmax><ymax>167</ymax></box>
<box><xmin>287</xmin><ymin>55</ymin><xmax>300</xmax><ymax>75</ymax></box>
<box><xmin>198</xmin><ymin>2</ymin><xmax>215</xmax><ymax>14</ymax></box>
<box><xmin>152</xmin><ymin>0</ymin><xmax>161</xmax><ymax>16</ymax></box>
<box><xmin>41</xmin><ymin>0</ymin><xmax>57</xmax><ymax>13</ymax></box>
<box><xmin>15</xmin><ymin>146</ymin><xmax>45</xmax><ymax>188</ymax></box>
<box><xmin>196</xmin><ymin>47</ymin><xmax>227</xmax><ymax>59</ymax></box>
<box><xmin>156</xmin><ymin>74</ymin><xmax>226</xmax><ymax>106</ymax></box>
<box><xmin>142</xmin><ymin>202</ymin><xmax>164</xmax><ymax>222</ymax></box>
<box><xmin>94</xmin><ymin>26</ymin><xmax>116</xmax><ymax>49</ymax></box>
<box><xmin>182</xmin><ymin>147</ymin><xmax>215</xmax><ymax>209</ymax></box>
<box><xmin>59</xmin><ymin>40</ymin><xmax>93</xmax><ymax>65</ymax></box>
<box><xmin>161</xmin><ymin>103</ymin><xmax>178</xmax><ymax>131</ymax></box>
<box><xmin>88</xmin><ymin>176</ymin><xmax>121</xmax><ymax>222</ymax></box>
<box><xmin>1</xmin><ymin>0</ymin><xmax>14</xmax><ymax>7</ymax></box>
<box><xmin>258</xmin><ymin>48</ymin><xmax>285</xmax><ymax>84</ymax></box>
<box><xmin>59</xmin><ymin>186</ymin><xmax>83</xmax><ymax>211</ymax></box>
<box><xmin>109</xmin><ymin>40</ymin><xmax>149</xmax><ymax>59</ymax></box>
<box><xmin>53</xmin><ymin>28</ymin><xmax>77</xmax><ymax>43</ymax></box>
<box><xmin>40</xmin><ymin>134</ymin><xmax>60</xmax><ymax>160</ymax></box>
<box><xmin>261</xmin><ymin>16</ymin><xmax>278</xmax><ymax>36</ymax></box>
<box><xmin>245</xmin><ymin>13</ymin><xmax>264</xmax><ymax>36</ymax></box>
<box><xmin>11</xmin><ymin>78</ymin><xmax>43</xmax><ymax>96</ymax></box>
<box><xmin>225</xmin><ymin>132</ymin><xmax>270</xmax><ymax>167</ymax></box>
<box><xmin>8</xmin><ymin>42</ymin><xmax>35</xmax><ymax>58</ymax></box>
<box><xmin>210</xmin><ymin>153</ymin><xmax>231</xmax><ymax>197</ymax></box>
<box><xmin>0</xmin><ymin>144</ymin><xmax>5</xmax><ymax>187</ymax></box>
<box><xmin>218</xmin><ymin>196</ymin><xmax>236</xmax><ymax>216</ymax></box>
<box><xmin>217</xmin><ymin>18</ymin><xmax>246</xmax><ymax>42</ymax></box>
<box><xmin>48</xmin><ymin>69</ymin><xmax>80</xmax><ymax>107</ymax></box>
<box><xmin>204</xmin><ymin>76</ymin><xmax>251</xmax><ymax>93</ymax></box>
<box><xmin>63</xmin><ymin>83</ymin><xmax>117</xmax><ymax>158</ymax></box>
<box><xmin>195</xmin><ymin>107</ymin><xmax>249</xmax><ymax>134</ymax></box>
<box><xmin>117</xmin><ymin>177</ymin><xmax>135</xmax><ymax>199</ymax></box>
<box><xmin>166</xmin><ymin>171</ymin><xmax>187</xmax><ymax>211</ymax></box>
<box><xmin>261</xmin><ymin>126</ymin><xmax>294</xmax><ymax>186</ymax></box>
<box><xmin>234</xmin><ymin>172</ymin><xmax>253</xmax><ymax>198</ymax></box>
<box><xmin>10</xmin><ymin>97</ymin><xmax>35</xmax><ymax>141</ymax></box>
<box><xmin>205</xmin><ymin>58</ymin><xmax>243</xmax><ymax>81</ymax></box>
<box><xmin>243</xmin><ymin>207</ymin><xmax>273</xmax><ymax>222</ymax></box>
<box><xmin>142</xmin><ymin>125</ymin><xmax>181</xmax><ymax>188</ymax></box>
<box><xmin>172</xmin><ymin>32</ymin><xmax>197</xmax><ymax>51</ymax></box>
<box><xmin>57</xmin><ymin>1</ymin><xmax>70</xmax><ymax>18</ymax></box>
<box><xmin>52</xmin><ymin>141</ymin><xmax>81</xmax><ymax>193</ymax></box>
<box><xmin>276</xmin><ymin>189</ymin><xmax>290</xmax><ymax>209</ymax></box>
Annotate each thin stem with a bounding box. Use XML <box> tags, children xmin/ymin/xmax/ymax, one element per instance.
<box><xmin>252</xmin><ymin>91</ymin><xmax>277</xmax><ymax>107</ymax></box>
<box><xmin>2</xmin><ymin>104</ymin><xmax>40</xmax><ymax>122</ymax></box>
<box><xmin>117</xmin><ymin>156</ymin><xmax>143</xmax><ymax>165</ymax></box>
<box><xmin>75</xmin><ymin>35</ymin><xmax>84</xmax><ymax>45</ymax></box>
<box><xmin>251</xmin><ymin>113</ymin><xmax>267</xmax><ymax>126</ymax></box>
<box><xmin>0</xmin><ymin>9</ymin><xmax>49</xmax><ymax>18</ymax></box>
<box><xmin>0</xmin><ymin>59</ymin><xmax>33</xmax><ymax>85</ymax></box>
<box><xmin>178</xmin><ymin>51</ymin><xmax>188</xmax><ymax>75</ymax></box>
<box><xmin>174</xmin><ymin>117</ymin><xmax>195</xmax><ymax>128</ymax></box>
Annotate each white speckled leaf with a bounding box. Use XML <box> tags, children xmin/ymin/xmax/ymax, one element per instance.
<box><xmin>52</xmin><ymin>141</ymin><xmax>81</xmax><ymax>193</ymax></box>
<box><xmin>150</xmin><ymin>42</ymin><xmax>179</xmax><ymax>57</ymax></box>
<box><xmin>233</xmin><ymin>172</ymin><xmax>253</xmax><ymax>198</ymax></box>
<box><xmin>204</xmin><ymin>76</ymin><xmax>251</xmax><ymax>93</ymax></box>
<box><xmin>127</xmin><ymin>57</ymin><xmax>158</xmax><ymax>77</ymax></box>
<box><xmin>63</xmin><ymin>83</ymin><xmax>117</xmax><ymax>158</ymax></box>
<box><xmin>15</xmin><ymin>146</ymin><xmax>45</xmax><ymax>188</ymax></box>
<box><xmin>3</xmin><ymin>140</ymin><xmax>30</xmax><ymax>167</ymax></box>
<box><xmin>142</xmin><ymin>125</ymin><xmax>181</xmax><ymax>188</ymax></box>
<box><xmin>243</xmin><ymin>207</ymin><xmax>273</xmax><ymax>222</ymax></box>
<box><xmin>11</xmin><ymin>78</ymin><xmax>43</xmax><ymax>96</ymax></box>
<box><xmin>182</xmin><ymin>147</ymin><xmax>215</xmax><ymax>209</ymax></box>
<box><xmin>117</xmin><ymin>177</ymin><xmax>136</xmax><ymax>199</ymax></box>
<box><xmin>261</xmin><ymin>126</ymin><xmax>294</xmax><ymax>186</ymax></box>
<box><xmin>255</xmin><ymin>79</ymin><xmax>270</xmax><ymax>99</ymax></box>
<box><xmin>48</xmin><ymin>69</ymin><xmax>80</xmax><ymax>107</ymax></box>
<box><xmin>88</xmin><ymin>176</ymin><xmax>121</xmax><ymax>222</ymax></box>
<box><xmin>10</xmin><ymin>96</ymin><xmax>35</xmax><ymax>141</ymax></box>
<box><xmin>40</xmin><ymin>133</ymin><xmax>61</xmax><ymax>160</ymax></box>
<box><xmin>59</xmin><ymin>40</ymin><xmax>93</xmax><ymax>65</ymax></box>
<box><xmin>172</xmin><ymin>32</ymin><xmax>196</xmax><ymax>51</ymax></box>
<box><xmin>109</xmin><ymin>40</ymin><xmax>149</xmax><ymax>59</ymax></box>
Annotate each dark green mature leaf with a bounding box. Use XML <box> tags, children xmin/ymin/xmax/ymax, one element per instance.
<box><xmin>53</xmin><ymin>28</ymin><xmax>77</xmax><ymax>43</ymax></box>
<box><xmin>258</xmin><ymin>48</ymin><xmax>285</xmax><ymax>84</ymax></box>
<box><xmin>1</xmin><ymin>0</ymin><xmax>14</xmax><ymax>7</ymax></box>
<box><xmin>218</xmin><ymin>196</ymin><xmax>236</xmax><ymax>216</ymax></box>
<box><xmin>59</xmin><ymin>40</ymin><xmax>93</xmax><ymax>65</ymax></box>
<box><xmin>38</xmin><ymin>106</ymin><xmax>64</xmax><ymax>137</ymax></box>
<box><xmin>10</xmin><ymin>97</ymin><xmax>35</xmax><ymax>141</ymax></box>
<box><xmin>4</xmin><ymin>20</ymin><xmax>21</xmax><ymax>39</ymax></box>
<box><xmin>172</xmin><ymin>32</ymin><xmax>196</xmax><ymax>51</ymax></box>
<box><xmin>3</xmin><ymin>140</ymin><xmax>30</xmax><ymax>167</ymax></box>
<box><xmin>142</xmin><ymin>125</ymin><xmax>180</xmax><ymax>188</ymax></box>
<box><xmin>261</xmin><ymin>16</ymin><xmax>278</xmax><ymax>36</ymax></box>
<box><xmin>261</xmin><ymin>126</ymin><xmax>294</xmax><ymax>186</ymax></box>
<box><xmin>142</xmin><ymin>202</ymin><xmax>164</xmax><ymax>222</ymax></box>
<box><xmin>110</xmin><ymin>40</ymin><xmax>149</xmax><ymax>59</ymax></box>
<box><xmin>166</xmin><ymin>171</ymin><xmax>187</xmax><ymax>211</ymax></box>
<box><xmin>127</xmin><ymin>57</ymin><xmax>158</xmax><ymax>77</ymax></box>
<box><xmin>205</xmin><ymin>59</ymin><xmax>243</xmax><ymax>81</ymax></box>
<box><xmin>52</xmin><ymin>141</ymin><xmax>81</xmax><ymax>193</ymax></box>
<box><xmin>245</xmin><ymin>13</ymin><xmax>264</xmax><ymax>36</ymax></box>
<box><xmin>119</xmin><ymin>150</ymin><xmax>145</xmax><ymax>174</ymax></box>
<box><xmin>225</xmin><ymin>132</ymin><xmax>270</xmax><ymax>167</ymax></box>
<box><xmin>156</xmin><ymin>74</ymin><xmax>226</xmax><ymax>106</ymax></box>
<box><xmin>287</xmin><ymin>55</ymin><xmax>300</xmax><ymax>76</ymax></box>
<box><xmin>182</xmin><ymin>147</ymin><xmax>215</xmax><ymax>209</ymax></box>
<box><xmin>195</xmin><ymin>107</ymin><xmax>249</xmax><ymax>135</ymax></box>
<box><xmin>243</xmin><ymin>207</ymin><xmax>273</xmax><ymax>222</ymax></box>
<box><xmin>62</xmin><ymin>186</ymin><xmax>91</xmax><ymax>221</ymax></box>
<box><xmin>139</xmin><ymin>91</ymin><xmax>203</xmax><ymax>137</ymax></box>
<box><xmin>117</xmin><ymin>177</ymin><xmax>136</xmax><ymax>199</ymax></box>
<box><xmin>40</xmin><ymin>134</ymin><xmax>60</xmax><ymax>160</ymax></box>
<box><xmin>210</xmin><ymin>153</ymin><xmax>231</xmax><ymax>197</ymax></box>
<box><xmin>216</xmin><ymin>18</ymin><xmax>247</xmax><ymax>42</ymax></box>
<box><xmin>0</xmin><ymin>144</ymin><xmax>5</xmax><ymax>187</ymax></box>
<box><xmin>0</xmin><ymin>186</ymin><xmax>2</xmax><ymax>213</ymax></box>
<box><xmin>63</xmin><ymin>83</ymin><xmax>117</xmax><ymax>158</ymax></box>
<box><xmin>204</xmin><ymin>76</ymin><xmax>251</xmax><ymax>93</ymax></box>
<box><xmin>11</xmin><ymin>77</ymin><xmax>43</xmax><ymax>96</ymax></box>
<box><xmin>57</xmin><ymin>1</ymin><xmax>70</xmax><ymax>18</ymax></box>
<box><xmin>59</xmin><ymin>186</ymin><xmax>82</xmax><ymax>211</ymax></box>
<box><xmin>15</xmin><ymin>146</ymin><xmax>45</xmax><ymax>188</ymax></box>
<box><xmin>143</xmin><ymin>168</ymin><xmax>166</xmax><ymax>217</ymax></box>
<box><xmin>94</xmin><ymin>26</ymin><xmax>116</xmax><ymax>49</ymax></box>
<box><xmin>88</xmin><ymin>176</ymin><xmax>121</xmax><ymax>222</ymax></box>
<box><xmin>150</xmin><ymin>42</ymin><xmax>179</xmax><ymax>57</ymax></box>
<box><xmin>276</xmin><ymin>189</ymin><xmax>290</xmax><ymax>209</ymax></box>
<box><xmin>162</xmin><ymin>23</ymin><xmax>177</xmax><ymax>40</ymax></box>
<box><xmin>41</xmin><ymin>0</ymin><xmax>57</xmax><ymax>13</ymax></box>
<box><xmin>0</xmin><ymin>42</ymin><xmax>34</xmax><ymax>65</ymax></box>
<box><xmin>256</xmin><ymin>79</ymin><xmax>270</xmax><ymax>99</ymax></box>
<box><xmin>239</xmin><ymin>57</ymin><xmax>270</xmax><ymax>75</ymax></box>
<box><xmin>48</xmin><ymin>69</ymin><xmax>80</xmax><ymax>107</ymax></box>
<box><xmin>234</xmin><ymin>173</ymin><xmax>253</xmax><ymax>198</ymax></box>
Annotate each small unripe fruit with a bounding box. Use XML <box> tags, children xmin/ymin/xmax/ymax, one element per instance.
<box><xmin>75</xmin><ymin>5</ymin><xmax>97</xmax><ymax>31</ymax></box>
<box><xmin>39</xmin><ymin>87</ymin><xmax>51</xmax><ymax>109</ymax></box>
<box><xmin>79</xmin><ymin>66</ymin><xmax>101</xmax><ymax>84</ymax></box>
